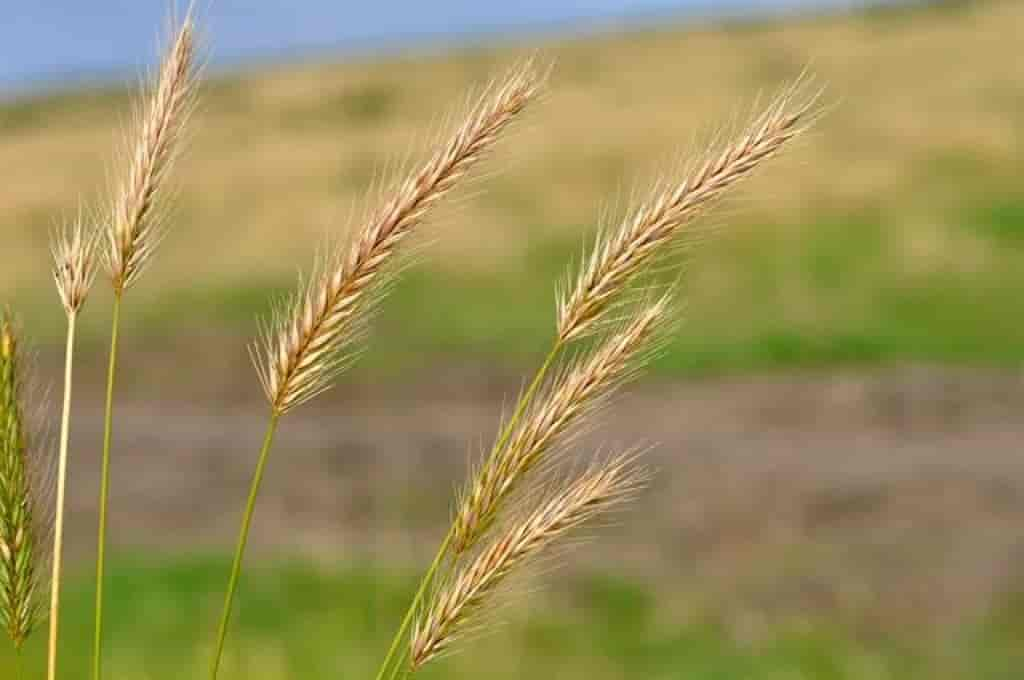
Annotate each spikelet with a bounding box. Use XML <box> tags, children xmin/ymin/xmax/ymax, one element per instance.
<box><xmin>52</xmin><ymin>216</ymin><xmax>98</xmax><ymax>316</ymax></box>
<box><xmin>412</xmin><ymin>455</ymin><xmax>645</xmax><ymax>669</ymax></box>
<box><xmin>452</xmin><ymin>294</ymin><xmax>669</xmax><ymax>554</ymax></box>
<box><xmin>557</xmin><ymin>83</ymin><xmax>816</xmax><ymax>342</ymax></box>
<box><xmin>105</xmin><ymin>10</ymin><xmax>197</xmax><ymax>293</ymax></box>
<box><xmin>256</xmin><ymin>62</ymin><xmax>543</xmax><ymax>415</ymax></box>
<box><xmin>0</xmin><ymin>316</ymin><xmax>41</xmax><ymax>648</ymax></box>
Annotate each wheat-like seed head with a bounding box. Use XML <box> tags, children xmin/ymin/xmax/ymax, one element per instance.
<box><xmin>452</xmin><ymin>294</ymin><xmax>670</xmax><ymax>554</ymax></box>
<box><xmin>0</xmin><ymin>316</ymin><xmax>42</xmax><ymax>648</ymax></box>
<box><xmin>105</xmin><ymin>10</ymin><xmax>197</xmax><ymax>294</ymax></box>
<box><xmin>52</xmin><ymin>216</ymin><xmax>98</xmax><ymax>317</ymax></box>
<box><xmin>412</xmin><ymin>454</ymin><xmax>645</xmax><ymax>669</ymax></box>
<box><xmin>256</xmin><ymin>61</ymin><xmax>543</xmax><ymax>415</ymax></box>
<box><xmin>557</xmin><ymin>82</ymin><xmax>817</xmax><ymax>342</ymax></box>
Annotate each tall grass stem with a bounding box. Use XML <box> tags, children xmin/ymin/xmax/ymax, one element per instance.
<box><xmin>379</xmin><ymin>532</ymin><xmax>452</xmax><ymax>680</ymax></box>
<box><xmin>209</xmin><ymin>411</ymin><xmax>280</xmax><ymax>680</ymax></box>
<box><xmin>46</xmin><ymin>313</ymin><xmax>77</xmax><ymax>680</ymax></box>
<box><xmin>93</xmin><ymin>295</ymin><xmax>121</xmax><ymax>680</ymax></box>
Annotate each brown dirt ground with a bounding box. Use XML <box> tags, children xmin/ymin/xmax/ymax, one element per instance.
<box><xmin>36</xmin><ymin>349</ymin><xmax>1024</xmax><ymax>634</ymax></box>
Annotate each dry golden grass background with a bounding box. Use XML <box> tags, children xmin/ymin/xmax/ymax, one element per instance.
<box><xmin>1</xmin><ymin>0</ymin><xmax>1021</xmax><ymax>376</ymax></box>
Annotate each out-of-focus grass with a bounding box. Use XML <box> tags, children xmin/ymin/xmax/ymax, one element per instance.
<box><xmin>2</xmin><ymin>557</ymin><xmax>1021</xmax><ymax>679</ymax></box>
<box><xmin>14</xmin><ymin>204</ymin><xmax>1024</xmax><ymax>379</ymax></box>
<box><xmin>2</xmin><ymin>0</ymin><xmax>1024</xmax><ymax>378</ymax></box>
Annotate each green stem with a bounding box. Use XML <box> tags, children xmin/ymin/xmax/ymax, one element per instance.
<box><xmin>47</xmin><ymin>313</ymin><xmax>77</xmax><ymax>680</ymax></box>
<box><xmin>491</xmin><ymin>343</ymin><xmax>562</xmax><ymax>464</ymax></box>
<box><xmin>209</xmin><ymin>411</ymin><xmax>281</xmax><ymax>680</ymax></box>
<box><xmin>375</xmin><ymin>532</ymin><xmax>452</xmax><ymax>680</ymax></box>
<box><xmin>373</xmin><ymin>342</ymin><xmax>563</xmax><ymax>680</ymax></box>
<box><xmin>93</xmin><ymin>296</ymin><xmax>121</xmax><ymax>680</ymax></box>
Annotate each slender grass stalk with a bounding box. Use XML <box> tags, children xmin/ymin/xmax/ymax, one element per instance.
<box><xmin>46</xmin><ymin>220</ymin><xmax>97</xmax><ymax>679</ymax></box>
<box><xmin>376</xmin><ymin>533</ymin><xmax>451</xmax><ymax>680</ymax></box>
<box><xmin>92</xmin><ymin>295</ymin><xmax>120</xmax><ymax>680</ymax></box>
<box><xmin>210</xmin><ymin>62</ymin><xmax>540</xmax><ymax>680</ymax></box>
<box><xmin>94</xmin><ymin>12</ymin><xmax>196</xmax><ymax>679</ymax></box>
<box><xmin>209</xmin><ymin>412</ymin><xmax>279</xmax><ymax>679</ymax></box>
<box><xmin>46</xmin><ymin>314</ymin><xmax>76</xmax><ymax>680</ymax></box>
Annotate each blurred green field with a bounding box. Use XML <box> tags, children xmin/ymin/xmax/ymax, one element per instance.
<box><xmin>2</xmin><ymin>2</ymin><xmax>1024</xmax><ymax>677</ymax></box>
<box><xmin>2</xmin><ymin>0</ymin><xmax>1023</xmax><ymax>376</ymax></box>
<box><xmin>1</xmin><ymin>558</ymin><xmax>1021</xmax><ymax>679</ymax></box>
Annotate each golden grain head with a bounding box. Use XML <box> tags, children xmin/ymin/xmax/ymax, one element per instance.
<box><xmin>106</xmin><ymin>10</ymin><xmax>197</xmax><ymax>293</ymax></box>
<box><xmin>452</xmin><ymin>293</ymin><xmax>670</xmax><ymax>554</ymax></box>
<box><xmin>52</xmin><ymin>216</ymin><xmax>98</xmax><ymax>316</ymax></box>
<box><xmin>557</xmin><ymin>79</ymin><xmax>818</xmax><ymax>343</ymax></box>
<box><xmin>256</xmin><ymin>60</ymin><xmax>544</xmax><ymax>415</ymax></box>
<box><xmin>413</xmin><ymin>454</ymin><xmax>646</xmax><ymax>669</ymax></box>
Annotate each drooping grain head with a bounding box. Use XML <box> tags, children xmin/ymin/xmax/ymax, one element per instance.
<box><xmin>412</xmin><ymin>454</ymin><xmax>646</xmax><ymax>669</ymax></box>
<box><xmin>105</xmin><ymin>10</ymin><xmax>197</xmax><ymax>294</ymax></box>
<box><xmin>452</xmin><ymin>294</ymin><xmax>670</xmax><ymax>554</ymax></box>
<box><xmin>256</xmin><ymin>61</ymin><xmax>544</xmax><ymax>415</ymax></box>
<box><xmin>557</xmin><ymin>82</ymin><xmax>817</xmax><ymax>343</ymax></box>
<box><xmin>52</xmin><ymin>217</ymin><xmax>98</xmax><ymax>317</ymax></box>
<box><xmin>0</xmin><ymin>317</ymin><xmax>42</xmax><ymax>648</ymax></box>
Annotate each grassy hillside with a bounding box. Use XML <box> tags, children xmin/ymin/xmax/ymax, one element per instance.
<box><xmin>1</xmin><ymin>0</ymin><xmax>1022</xmax><ymax>376</ymax></box>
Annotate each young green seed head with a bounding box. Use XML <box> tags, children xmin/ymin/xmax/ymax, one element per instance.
<box><xmin>0</xmin><ymin>317</ymin><xmax>42</xmax><ymax>648</ymax></box>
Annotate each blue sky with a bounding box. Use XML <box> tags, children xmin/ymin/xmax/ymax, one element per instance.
<box><xmin>1</xmin><ymin>1</ymin><xmax>862</xmax><ymax>93</ymax></box>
